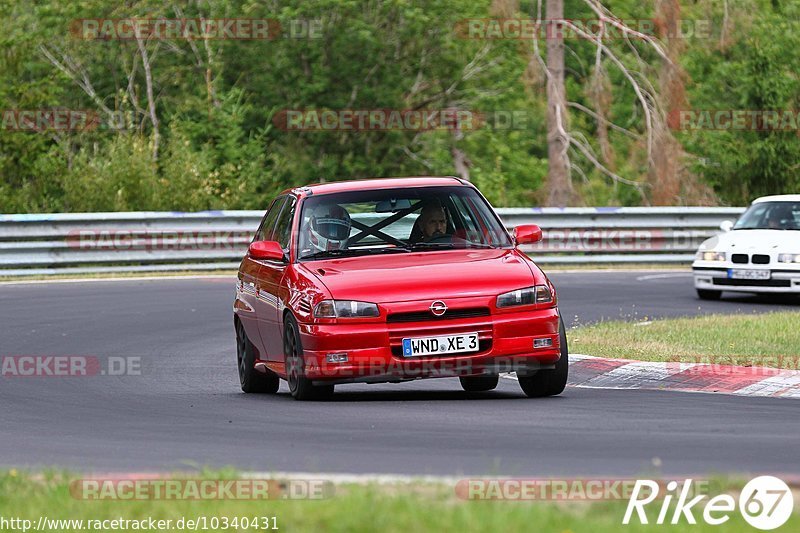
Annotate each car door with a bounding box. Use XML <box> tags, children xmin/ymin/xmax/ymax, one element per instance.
<box><xmin>256</xmin><ymin>195</ymin><xmax>297</xmax><ymax>361</ymax></box>
<box><xmin>239</xmin><ymin>196</ymin><xmax>286</xmax><ymax>357</ymax></box>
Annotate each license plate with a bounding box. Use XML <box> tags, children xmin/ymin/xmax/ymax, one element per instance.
<box><xmin>728</xmin><ymin>269</ymin><xmax>771</xmax><ymax>280</ymax></box>
<box><xmin>401</xmin><ymin>333</ymin><xmax>479</xmax><ymax>357</ymax></box>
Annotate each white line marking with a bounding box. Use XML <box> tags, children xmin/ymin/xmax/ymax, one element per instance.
<box><xmin>636</xmin><ymin>273</ymin><xmax>694</xmax><ymax>281</ymax></box>
<box><xmin>548</xmin><ymin>269</ymin><xmax>689</xmax><ymax>274</ymax></box>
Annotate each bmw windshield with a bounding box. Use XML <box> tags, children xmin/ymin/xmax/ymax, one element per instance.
<box><xmin>297</xmin><ymin>186</ymin><xmax>513</xmax><ymax>260</ymax></box>
<box><xmin>733</xmin><ymin>201</ymin><xmax>800</xmax><ymax>230</ymax></box>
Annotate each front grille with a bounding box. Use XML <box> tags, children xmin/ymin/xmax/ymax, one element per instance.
<box><xmin>731</xmin><ymin>254</ymin><xmax>749</xmax><ymax>264</ymax></box>
<box><xmin>752</xmin><ymin>254</ymin><xmax>770</xmax><ymax>264</ymax></box>
<box><xmin>387</xmin><ymin>307</ymin><xmax>490</xmax><ymax>323</ymax></box>
<box><xmin>713</xmin><ymin>277</ymin><xmax>789</xmax><ymax>287</ymax></box>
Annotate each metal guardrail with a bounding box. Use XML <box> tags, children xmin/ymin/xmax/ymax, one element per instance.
<box><xmin>0</xmin><ymin>207</ymin><xmax>745</xmax><ymax>276</ymax></box>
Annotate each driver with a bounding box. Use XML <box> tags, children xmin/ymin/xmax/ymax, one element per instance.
<box><xmin>307</xmin><ymin>204</ymin><xmax>352</xmax><ymax>252</ymax></box>
<box><xmin>418</xmin><ymin>200</ymin><xmax>449</xmax><ymax>241</ymax></box>
<box><xmin>767</xmin><ymin>205</ymin><xmax>791</xmax><ymax>229</ymax></box>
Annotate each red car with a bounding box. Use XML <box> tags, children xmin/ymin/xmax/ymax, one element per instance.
<box><xmin>233</xmin><ymin>177</ymin><xmax>567</xmax><ymax>400</ymax></box>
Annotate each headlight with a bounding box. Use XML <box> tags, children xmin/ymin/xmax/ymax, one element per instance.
<box><xmin>778</xmin><ymin>253</ymin><xmax>800</xmax><ymax>263</ymax></box>
<box><xmin>696</xmin><ymin>251</ymin><xmax>726</xmax><ymax>261</ymax></box>
<box><xmin>496</xmin><ymin>285</ymin><xmax>553</xmax><ymax>308</ymax></box>
<box><xmin>314</xmin><ymin>300</ymin><xmax>380</xmax><ymax>318</ymax></box>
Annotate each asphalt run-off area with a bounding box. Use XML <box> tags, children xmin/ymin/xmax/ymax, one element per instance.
<box><xmin>1</xmin><ymin>270</ymin><xmax>798</xmax><ymax>476</ymax></box>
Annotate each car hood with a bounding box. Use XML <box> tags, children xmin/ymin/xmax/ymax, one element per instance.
<box><xmin>700</xmin><ymin>229</ymin><xmax>800</xmax><ymax>252</ymax></box>
<box><xmin>301</xmin><ymin>248</ymin><xmax>539</xmax><ymax>303</ymax></box>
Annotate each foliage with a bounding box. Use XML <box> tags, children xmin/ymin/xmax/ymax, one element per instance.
<box><xmin>0</xmin><ymin>0</ymin><xmax>798</xmax><ymax>212</ymax></box>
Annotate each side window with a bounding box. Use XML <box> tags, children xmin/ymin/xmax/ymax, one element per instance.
<box><xmin>274</xmin><ymin>196</ymin><xmax>298</xmax><ymax>251</ymax></box>
<box><xmin>451</xmin><ymin>195</ymin><xmax>481</xmax><ymax>234</ymax></box>
<box><xmin>254</xmin><ymin>196</ymin><xmax>286</xmax><ymax>242</ymax></box>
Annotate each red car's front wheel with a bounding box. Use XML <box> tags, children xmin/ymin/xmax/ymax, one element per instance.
<box><xmin>517</xmin><ymin>318</ymin><xmax>569</xmax><ymax>398</ymax></box>
<box><xmin>284</xmin><ymin>315</ymin><xmax>334</xmax><ymax>401</ymax></box>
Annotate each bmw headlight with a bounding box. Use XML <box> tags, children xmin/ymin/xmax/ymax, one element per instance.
<box><xmin>314</xmin><ymin>300</ymin><xmax>380</xmax><ymax>318</ymax></box>
<box><xmin>696</xmin><ymin>251</ymin><xmax>726</xmax><ymax>262</ymax></box>
<box><xmin>497</xmin><ymin>285</ymin><xmax>553</xmax><ymax>308</ymax></box>
<box><xmin>778</xmin><ymin>253</ymin><xmax>800</xmax><ymax>263</ymax></box>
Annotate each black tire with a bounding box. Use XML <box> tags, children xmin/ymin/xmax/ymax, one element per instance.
<box><xmin>284</xmin><ymin>315</ymin><xmax>334</xmax><ymax>401</ymax></box>
<box><xmin>235</xmin><ymin>319</ymin><xmax>279</xmax><ymax>394</ymax></box>
<box><xmin>696</xmin><ymin>289</ymin><xmax>722</xmax><ymax>301</ymax></box>
<box><xmin>459</xmin><ymin>375</ymin><xmax>499</xmax><ymax>392</ymax></box>
<box><xmin>518</xmin><ymin>318</ymin><xmax>569</xmax><ymax>398</ymax></box>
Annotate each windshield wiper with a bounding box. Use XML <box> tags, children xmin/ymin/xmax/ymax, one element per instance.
<box><xmin>410</xmin><ymin>241</ymin><xmax>496</xmax><ymax>250</ymax></box>
<box><xmin>300</xmin><ymin>247</ymin><xmax>410</xmax><ymax>261</ymax></box>
<box><xmin>735</xmin><ymin>227</ymin><xmax>799</xmax><ymax>231</ymax></box>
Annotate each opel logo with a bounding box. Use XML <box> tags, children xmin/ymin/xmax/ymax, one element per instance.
<box><xmin>430</xmin><ymin>300</ymin><xmax>448</xmax><ymax>316</ymax></box>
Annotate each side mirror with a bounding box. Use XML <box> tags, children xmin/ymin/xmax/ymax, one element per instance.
<box><xmin>249</xmin><ymin>241</ymin><xmax>285</xmax><ymax>261</ymax></box>
<box><xmin>720</xmin><ymin>220</ymin><xmax>734</xmax><ymax>232</ymax></box>
<box><xmin>513</xmin><ymin>224</ymin><xmax>543</xmax><ymax>245</ymax></box>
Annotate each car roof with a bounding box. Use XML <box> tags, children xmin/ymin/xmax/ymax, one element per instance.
<box><xmin>752</xmin><ymin>194</ymin><xmax>800</xmax><ymax>204</ymax></box>
<box><xmin>287</xmin><ymin>176</ymin><xmax>466</xmax><ymax>197</ymax></box>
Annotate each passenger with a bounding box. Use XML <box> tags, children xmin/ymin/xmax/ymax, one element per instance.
<box><xmin>307</xmin><ymin>204</ymin><xmax>352</xmax><ymax>252</ymax></box>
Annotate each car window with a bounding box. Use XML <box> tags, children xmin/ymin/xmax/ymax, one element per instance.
<box><xmin>734</xmin><ymin>201</ymin><xmax>800</xmax><ymax>230</ymax></box>
<box><xmin>274</xmin><ymin>196</ymin><xmax>297</xmax><ymax>251</ymax></box>
<box><xmin>254</xmin><ymin>196</ymin><xmax>287</xmax><ymax>242</ymax></box>
<box><xmin>297</xmin><ymin>186</ymin><xmax>512</xmax><ymax>260</ymax></box>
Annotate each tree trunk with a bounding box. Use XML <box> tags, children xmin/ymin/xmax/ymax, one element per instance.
<box><xmin>649</xmin><ymin>0</ymin><xmax>685</xmax><ymax>204</ymax></box>
<box><xmin>135</xmin><ymin>33</ymin><xmax>160</xmax><ymax>161</ymax></box>
<box><xmin>545</xmin><ymin>0</ymin><xmax>571</xmax><ymax>206</ymax></box>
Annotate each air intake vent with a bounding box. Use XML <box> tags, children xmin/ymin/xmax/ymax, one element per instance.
<box><xmin>752</xmin><ymin>254</ymin><xmax>770</xmax><ymax>264</ymax></box>
<box><xmin>731</xmin><ymin>254</ymin><xmax>749</xmax><ymax>264</ymax></box>
<box><xmin>387</xmin><ymin>307</ymin><xmax>490</xmax><ymax>323</ymax></box>
<box><xmin>713</xmin><ymin>278</ymin><xmax>789</xmax><ymax>287</ymax></box>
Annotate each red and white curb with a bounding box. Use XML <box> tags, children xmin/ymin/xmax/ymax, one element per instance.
<box><xmin>507</xmin><ymin>354</ymin><xmax>800</xmax><ymax>399</ymax></box>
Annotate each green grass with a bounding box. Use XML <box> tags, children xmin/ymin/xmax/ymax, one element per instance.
<box><xmin>569</xmin><ymin>311</ymin><xmax>800</xmax><ymax>367</ymax></box>
<box><xmin>0</xmin><ymin>471</ymin><xmax>796</xmax><ymax>533</ymax></box>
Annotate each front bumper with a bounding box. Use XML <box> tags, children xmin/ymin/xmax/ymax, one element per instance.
<box><xmin>692</xmin><ymin>264</ymin><xmax>800</xmax><ymax>293</ymax></box>
<box><xmin>290</xmin><ymin>298</ymin><xmax>561</xmax><ymax>384</ymax></box>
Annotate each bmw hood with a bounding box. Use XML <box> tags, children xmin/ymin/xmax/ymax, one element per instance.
<box><xmin>700</xmin><ymin>229</ymin><xmax>800</xmax><ymax>253</ymax></box>
<box><xmin>302</xmin><ymin>249</ymin><xmax>541</xmax><ymax>304</ymax></box>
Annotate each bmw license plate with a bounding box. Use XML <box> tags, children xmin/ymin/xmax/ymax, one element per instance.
<box><xmin>402</xmin><ymin>333</ymin><xmax>479</xmax><ymax>357</ymax></box>
<box><xmin>728</xmin><ymin>269</ymin><xmax>771</xmax><ymax>280</ymax></box>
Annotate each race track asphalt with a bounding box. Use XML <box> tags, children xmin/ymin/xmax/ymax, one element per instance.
<box><xmin>1</xmin><ymin>271</ymin><xmax>797</xmax><ymax>476</ymax></box>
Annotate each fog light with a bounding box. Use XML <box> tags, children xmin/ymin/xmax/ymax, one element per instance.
<box><xmin>326</xmin><ymin>353</ymin><xmax>348</xmax><ymax>363</ymax></box>
<box><xmin>533</xmin><ymin>338</ymin><xmax>553</xmax><ymax>349</ymax></box>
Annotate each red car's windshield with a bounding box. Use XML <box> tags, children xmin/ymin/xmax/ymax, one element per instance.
<box><xmin>297</xmin><ymin>186</ymin><xmax>512</xmax><ymax>260</ymax></box>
